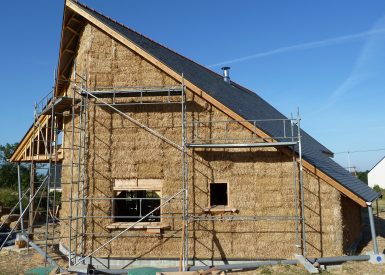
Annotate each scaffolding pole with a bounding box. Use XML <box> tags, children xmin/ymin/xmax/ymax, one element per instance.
<box><xmin>181</xmin><ymin>77</ymin><xmax>189</xmax><ymax>271</ymax></box>
<box><xmin>16</xmin><ymin>72</ymin><xmax>310</xmax><ymax>271</ymax></box>
<box><xmin>291</xmin><ymin>114</ymin><xmax>300</xmax><ymax>254</ymax></box>
<box><xmin>297</xmin><ymin>111</ymin><xmax>307</xmax><ymax>256</ymax></box>
<box><xmin>367</xmin><ymin>202</ymin><xmax>379</xmax><ymax>254</ymax></box>
<box><xmin>68</xmin><ymin>65</ymin><xmax>77</xmax><ymax>266</ymax></box>
<box><xmin>17</xmin><ymin>164</ymin><xmax>24</xmax><ymax>232</ymax></box>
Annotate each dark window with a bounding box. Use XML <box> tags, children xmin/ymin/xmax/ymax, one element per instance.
<box><xmin>114</xmin><ymin>190</ymin><xmax>161</xmax><ymax>222</ymax></box>
<box><xmin>210</xmin><ymin>183</ymin><xmax>228</xmax><ymax>206</ymax></box>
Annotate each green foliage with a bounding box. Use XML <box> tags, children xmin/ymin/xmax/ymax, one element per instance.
<box><xmin>373</xmin><ymin>184</ymin><xmax>382</xmax><ymax>194</ymax></box>
<box><xmin>0</xmin><ymin>187</ymin><xmax>28</xmax><ymax>209</ymax></box>
<box><xmin>356</xmin><ymin>170</ymin><xmax>369</xmax><ymax>184</ymax></box>
<box><xmin>0</xmin><ymin>143</ymin><xmax>30</xmax><ymax>189</ymax></box>
<box><xmin>0</xmin><ymin>143</ymin><xmax>18</xmax><ymax>163</ymax></box>
<box><xmin>0</xmin><ymin>143</ymin><xmax>31</xmax><ymax>208</ymax></box>
<box><xmin>50</xmin><ymin>191</ymin><xmax>62</xmax><ymax>205</ymax></box>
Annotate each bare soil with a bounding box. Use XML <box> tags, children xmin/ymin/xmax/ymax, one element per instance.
<box><xmin>0</xmin><ymin>249</ymin><xmax>45</xmax><ymax>275</ymax></box>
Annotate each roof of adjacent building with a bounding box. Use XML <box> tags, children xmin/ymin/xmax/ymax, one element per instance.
<box><xmin>68</xmin><ymin>1</ymin><xmax>380</xmax><ymax>202</ymax></box>
<box><xmin>369</xmin><ymin>156</ymin><xmax>385</xmax><ymax>173</ymax></box>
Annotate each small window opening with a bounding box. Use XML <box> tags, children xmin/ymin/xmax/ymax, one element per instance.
<box><xmin>210</xmin><ymin>183</ymin><xmax>228</xmax><ymax>206</ymax></box>
<box><xmin>114</xmin><ymin>190</ymin><xmax>161</xmax><ymax>222</ymax></box>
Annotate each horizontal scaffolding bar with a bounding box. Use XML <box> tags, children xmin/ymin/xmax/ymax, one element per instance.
<box><xmin>81</xmin><ymin>87</ymin><xmax>182</xmax><ymax>98</ymax></box>
<box><xmin>190</xmin><ymin>215</ymin><xmax>299</xmax><ymax>221</ymax></box>
<box><xmin>94</xmin><ymin>101</ymin><xmax>183</xmax><ymax>106</ymax></box>
<box><xmin>186</xmin><ymin>141</ymin><xmax>297</xmax><ymax>148</ymax></box>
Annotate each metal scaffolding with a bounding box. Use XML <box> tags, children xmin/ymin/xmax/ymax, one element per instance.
<box><xmin>1</xmin><ymin>68</ymin><xmax>314</xmax><ymax>272</ymax></box>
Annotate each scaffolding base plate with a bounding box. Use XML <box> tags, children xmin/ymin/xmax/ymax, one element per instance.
<box><xmin>295</xmin><ymin>255</ymin><xmax>319</xmax><ymax>273</ymax></box>
<box><xmin>367</xmin><ymin>252</ymin><xmax>385</xmax><ymax>264</ymax></box>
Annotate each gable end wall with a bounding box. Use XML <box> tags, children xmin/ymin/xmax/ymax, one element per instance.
<box><xmin>59</xmin><ymin>23</ymin><xmax>360</xmax><ymax>260</ymax></box>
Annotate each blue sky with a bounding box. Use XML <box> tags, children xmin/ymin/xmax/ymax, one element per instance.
<box><xmin>1</xmin><ymin>0</ymin><xmax>384</xmax><ymax>171</ymax></box>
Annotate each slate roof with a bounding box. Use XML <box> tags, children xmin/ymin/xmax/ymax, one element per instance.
<box><xmin>72</xmin><ymin>1</ymin><xmax>380</xmax><ymax>202</ymax></box>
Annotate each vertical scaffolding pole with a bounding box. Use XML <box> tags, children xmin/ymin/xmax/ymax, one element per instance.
<box><xmin>68</xmin><ymin>64</ymin><xmax>77</xmax><ymax>266</ymax></box>
<box><xmin>45</xmin><ymin>89</ymin><xmax>56</xmax><ymax>264</ymax></box>
<box><xmin>51</xmin><ymin>116</ymin><xmax>59</xmax><ymax>249</ymax></box>
<box><xmin>297</xmin><ymin>111</ymin><xmax>307</xmax><ymax>256</ymax></box>
<box><xmin>52</xmin><ymin>70</ymin><xmax>59</xmax><ymax>247</ymax></box>
<box><xmin>80</xmin><ymin>74</ymin><xmax>89</xmax><ymax>258</ymax></box>
<box><xmin>74</xmin><ymin>90</ymin><xmax>83</xmax><ymax>259</ymax></box>
<box><xmin>77</xmin><ymin>91</ymin><xmax>83</xmax><ymax>259</ymax></box>
<box><xmin>74</xmin><ymin>75</ymin><xmax>87</xmax><ymax>259</ymax></box>
<box><xmin>29</xmin><ymin>163</ymin><xmax>36</xmax><ymax>240</ymax></box>
<box><xmin>367</xmin><ymin>202</ymin><xmax>379</xmax><ymax>254</ymax></box>
<box><xmin>290</xmin><ymin>115</ymin><xmax>300</xmax><ymax>254</ymax></box>
<box><xmin>181</xmin><ymin>76</ymin><xmax>189</xmax><ymax>271</ymax></box>
<box><xmin>17</xmin><ymin>164</ymin><xmax>24</xmax><ymax>232</ymax></box>
<box><xmin>28</xmin><ymin>104</ymin><xmax>39</xmax><ymax>241</ymax></box>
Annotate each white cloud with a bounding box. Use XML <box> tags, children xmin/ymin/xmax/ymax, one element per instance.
<box><xmin>208</xmin><ymin>28</ymin><xmax>385</xmax><ymax>68</ymax></box>
<box><xmin>320</xmin><ymin>14</ymin><xmax>385</xmax><ymax>111</ymax></box>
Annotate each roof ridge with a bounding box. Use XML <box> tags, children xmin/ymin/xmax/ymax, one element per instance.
<box><xmin>73</xmin><ymin>0</ymin><xmax>232</xmax><ymax>83</ymax></box>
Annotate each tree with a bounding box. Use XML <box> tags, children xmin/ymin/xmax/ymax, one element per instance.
<box><xmin>0</xmin><ymin>143</ymin><xmax>30</xmax><ymax>189</ymax></box>
<box><xmin>356</xmin><ymin>170</ymin><xmax>369</xmax><ymax>185</ymax></box>
<box><xmin>0</xmin><ymin>143</ymin><xmax>31</xmax><ymax>208</ymax></box>
<box><xmin>373</xmin><ymin>184</ymin><xmax>382</xmax><ymax>194</ymax></box>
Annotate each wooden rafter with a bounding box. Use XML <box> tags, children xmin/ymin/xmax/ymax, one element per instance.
<box><xmin>69</xmin><ymin>16</ymin><xmax>83</xmax><ymax>24</ymax></box>
<box><xmin>63</xmin><ymin>48</ymin><xmax>75</xmax><ymax>54</ymax></box>
<box><xmin>65</xmin><ymin>25</ymin><xmax>80</xmax><ymax>35</ymax></box>
<box><xmin>64</xmin><ymin>10</ymin><xmax>75</xmax><ymax>27</ymax></box>
<box><xmin>10</xmin><ymin>115</ymin><xmax>50</xmax><ymax>162</ymax></box>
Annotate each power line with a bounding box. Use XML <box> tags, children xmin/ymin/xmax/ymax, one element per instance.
<box><xmin>334</xmin><ymin>147</ymin><xmax>385</xmax><ymax>155</ymax></box>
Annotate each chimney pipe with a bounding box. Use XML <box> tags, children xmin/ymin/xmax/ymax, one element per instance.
<box><xmin>221</xmin><ymin>67</ymin><xmax>230</xmax><ymax>83</ymax></box>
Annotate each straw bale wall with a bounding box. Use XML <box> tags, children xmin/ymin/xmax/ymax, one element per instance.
<box><xmin>341</xmin><ymin>195</ymin><xmax>362</xmax><ymax>252</ymax></box>
<box><xmin>59</xmin><ymin>23</ymin><xmax>361</xmax><ymax>262</ymax></box>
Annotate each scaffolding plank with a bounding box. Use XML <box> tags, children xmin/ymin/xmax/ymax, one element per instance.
<box><xmin>40</xmin><ymin>97</ymin><xmax>79</xmax><ymax>115</ymax></box>
<box><xmin>186</xmin><ymin>141</ymin><xmax>297</xmax><ymax>148</ymax></box>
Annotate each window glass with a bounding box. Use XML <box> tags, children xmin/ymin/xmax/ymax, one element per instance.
<box><xmin>114</xmin><ymin>190</ymin><xmax>161</xmax><ymax>222</ymax></box>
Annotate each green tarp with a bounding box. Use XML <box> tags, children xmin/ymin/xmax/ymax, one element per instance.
<box><xmin>24</xmin><ymin>266</ymin><xmax>54</xmax><ymax>275</ymax></box>
<box><xmin>127</xmin><ymin>267</ymin><xmax>163</xmax><ymax>275</ymax></box>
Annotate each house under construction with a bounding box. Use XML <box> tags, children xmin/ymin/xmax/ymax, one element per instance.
<box><xmin>3</xmin><ymin>0</ymin><xmax>384</xmax><ymax>273</ymax></box>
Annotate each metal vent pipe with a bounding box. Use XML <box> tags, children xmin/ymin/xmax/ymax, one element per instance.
<box><xmin>221</xmin><ymin>66</ymin><xmax>230</xmax><ymax>83</ymax></box>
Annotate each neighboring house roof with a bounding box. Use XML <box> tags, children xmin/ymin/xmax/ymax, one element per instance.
<box><xmin>369</xmin><ymin>156</ymin><xmax>385</xmax><ymax>173</ymax></box>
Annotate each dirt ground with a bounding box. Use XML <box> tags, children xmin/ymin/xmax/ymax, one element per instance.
<box><xmin>0</xmin><ymin>210</ymin><xmax>385</xmax><ymax>275</ymax></box>
<box><xmin>0</xmin><ymin>249</ymin><xmax>46</xmax><ymax>275</ymax></box>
